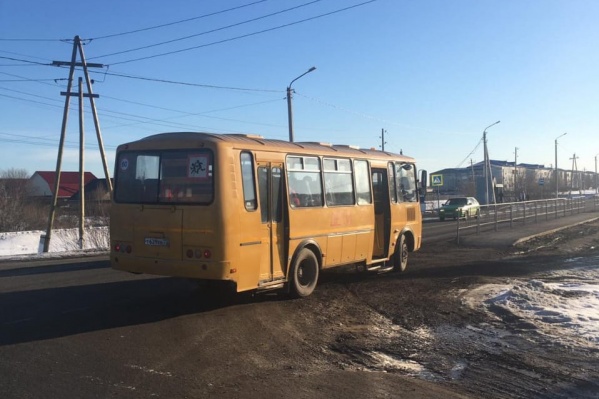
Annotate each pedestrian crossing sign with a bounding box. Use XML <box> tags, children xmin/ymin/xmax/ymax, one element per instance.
<box><xmin>431</xmin><ymin>174</ymin><xmax>443</xmax><ymax>186</ymax></box>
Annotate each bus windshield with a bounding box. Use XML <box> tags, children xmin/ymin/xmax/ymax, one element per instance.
<box><xmin>114</xmin><ymin>149</ymin><xmax>214</xmax><ymax>204</ymax></box>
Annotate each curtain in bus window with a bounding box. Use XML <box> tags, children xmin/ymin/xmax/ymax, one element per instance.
<box><xmin>396</xmin><ymin>163</ymin><xmax>417</xmax><ymax>202</ymax></box>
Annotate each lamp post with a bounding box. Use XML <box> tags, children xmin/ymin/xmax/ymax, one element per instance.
<box><xmin>483</xmin><ymin>120</ymin><xmax>500</xmax><ymax>205</ymax></box>
<box><xmin>286</xmin><ymin>66</ymin><xmax>316</xmax><ymax>142</ymax></box>
<box><xmin>554</xmin><ymin>132</ymin><xmax>567</xmax><ymax>198</ymax></box>
<box><xmin>595</xmin><ymin>153</ymin><xmax>598</xmax><ymax>195</ymax></box>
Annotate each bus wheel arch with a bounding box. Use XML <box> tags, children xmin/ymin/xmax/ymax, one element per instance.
<box><xmin>288</xmin><ymin>241</ymin><xmax>321</xmax><ymax>298</ymax></box>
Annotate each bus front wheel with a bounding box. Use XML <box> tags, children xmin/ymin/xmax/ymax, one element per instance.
<box><xmin>393</xmin><ymin>234</ymin><xmax>408</xmax><ymax>272</ymax></box>
<box><xmin>290</xmin><ymin>248</ymin><xmax>319</xmax><ymax>298</ymax></box>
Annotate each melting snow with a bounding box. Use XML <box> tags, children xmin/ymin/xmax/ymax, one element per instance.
<box><xmin>0</xmin><ymin>228</ymin><xmax>108</xmax><ymax>259</ymax></box>
<box><xmin>472</xmin><ymin>261</ymin><xmax>599</xmax><ymax>349</ymax></box>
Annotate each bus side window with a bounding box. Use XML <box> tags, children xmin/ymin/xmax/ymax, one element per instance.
<box><xmin>240</xmin><ymin>152</ymin><xmax>257</xmax><ymax>211</ymax></box>
<box><xmin>286</xmin><ymin>156</ymin><xmax>323</xmax><ymax>208</ymax></box>
<box><xmin>258</xmin><ymin>167</ymin><xmax>268</xmax><ymax>223</ymax></box>
<box><xmin>354</xmin><ymin>160</ymin><xmax>372</xmax><ymax>205</ymax></box>
<box><xmin>323</xmin><ymin>158</ymin><xmax>354</xmax><ymax>206</ymax></box>
<box><xmin>387</xmin><ymin>163</ymin><xmax>397</xmax><ymax>203</ymax></box>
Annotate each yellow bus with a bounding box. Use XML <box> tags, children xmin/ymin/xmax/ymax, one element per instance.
<box><xmin>110</xmin><ymin>132</ymin><xmax>423</xmax><ymax>297</ymax></box>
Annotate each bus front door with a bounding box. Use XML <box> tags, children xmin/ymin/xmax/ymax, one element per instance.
<box><xmin>257</xmin><ymin>163</ymin><xmax>286</xmax><ymax>285</ymax></box>
<box><xmin>372</xmin><ymin>168</ymin><xmax>391</xmax><ymax>259</ymax></box>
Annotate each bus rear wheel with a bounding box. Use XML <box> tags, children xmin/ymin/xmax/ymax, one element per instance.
<box><xmin>290</xmin><ymin>248</ymin><xmax>319</xmax><ymax>298</ymax></box>
<box><xmin>393</xmin><ymin>234</ymin><xmax>408</xmax><ymax>272</ymax></box>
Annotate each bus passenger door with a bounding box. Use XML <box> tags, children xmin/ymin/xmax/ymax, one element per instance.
<box><xmin>257</xmin><ymin>163</ymin><xmax>286</xmax><ymax>284</ymax></box>
<box><xmin>371</xmin><ymin>168</ymin><xmax>391</xmax><ymax>258</ymax></box>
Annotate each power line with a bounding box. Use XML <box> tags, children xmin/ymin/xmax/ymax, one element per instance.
<box><xmin>3</xmin><ymin>62</ymin><xmax>279</xmax><ymax>93</ymax></box>
<box><xmin>0</xmin><ymin>37</ymin><xmax>63</xmax><ymax>42</ymax></box>
<box><xmin>0</xmin><ymin>71</ymin><xmax>65</xmax><ymax>87</ymax></box>
<box><xmin>89</xmin><ymin>0</ymin><xmax>270</xmax><ymax>40</ymax></box>
<box><xmin>0</xmin><ymin>86</ymin><xmax>64</xmax><ymax>103</ymax></box>
<box><xmin>91</xmin><ymin>69</ymin><xmax>282</xmax><ymax>93</ymax></box>
<box><xmin>456</xmin><ymin>138</ymin><xmax>484</xmax><ymax>168</ymax></box>
<box><xmin>103</xmin><ymin>95</ymin><xmax>283</xmax><ymax>116</ymax></box>
<box><xmin>0</xmin><ymin>56</ymin><xmax>52</xmax><ymax>66</ymax></box>
<box><xmin>0</xmin><ymin>49</ymin><xmax>54</xmax><ymax>62</ymax></box>
<box><xmin>106</xmin><ymin>0</ymin><xmax>378</xmax><ymax>65</ymax></box>
<box><xmin>90</xmin><ymin>0</ymin><xmax>324</xmax><ymax>60</ymax></box>
<box><xmin>0</xmin><ymin>132</ymin><xmax>117</xmax><ymax>150</ymax></box>
<box><xmin>0</xmin><ymin>78</ymin><xmax>61</xmax><ymax>82</ymax></box>
<box><xmin>0</xmin><ymin>85</ymin><xmax>284</xmax><ymax>132</ymax></box>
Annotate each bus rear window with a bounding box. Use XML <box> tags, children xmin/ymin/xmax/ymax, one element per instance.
<box><xmin>114</xmin><ymin>150</ymin><xmax>214</xmax><ymax>204</ymax></box>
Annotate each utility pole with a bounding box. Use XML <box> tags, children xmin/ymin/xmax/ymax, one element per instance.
<box><xmin>555</xmin><ymin>132</ymin><xmax>567</xmax><ymax>198</ymax></box>
<box><xmin>482</xmin><ymin>121</ymin><xmax>500</xmax><ymax>205</ymax></box>
<box><xmin>570</xmin><ymin>153</ymin><xmax>579</xmax><ymax>195</ymax></box>
<box><xmin>43</xmin><ymin>35</ymin><xmax>112</xmax><ymax>252</ymax></box>
<box><xmin>595</xmin><ymin>154</ymin><xmax>598</xmax><ymax>195</ymax></box>
<box><xmin>379</xmin><ymin>128</ymin><xmax>387</xmax><ymax>151</ymax></box>
<box><xmin>78</xmin><ymin>77</ymin><xmax>85</xmax><ymax>249</ymax></box>
<box><xmin>514</xmin><ymin>147</ymin><xmax>518</xmax><ymax>199</ymax></box>
<box><xmin>286</xmin><ymin>66</ymin><xmax>316</xmax><ymax>142</ymax></box>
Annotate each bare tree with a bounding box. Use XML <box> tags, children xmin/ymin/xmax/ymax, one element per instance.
<box><xmin>0</xmin><ymin>168</ymin><xmax>30</xmax><ymax>232</ymax></box>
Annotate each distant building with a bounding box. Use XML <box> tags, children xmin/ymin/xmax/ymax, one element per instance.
<box><xmin>430</xmin><ymin>161</ymin><xmax>594</xmax><ymax>204</ymax></box>
<box><xmin>28</xmin><ymin>171</ymin><xmax>97</xmax><ymax>199</ymax></box>
<box><xmin>69</xmin><ymin>178</ymin><xmax>113</xmax><ymax>201</ymax></box>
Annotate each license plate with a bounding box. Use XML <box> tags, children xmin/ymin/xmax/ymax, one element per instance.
<box><xmin>144</xmin><ymin>238</ymin><xmax>169</xmax><ymax>247</ymax></box>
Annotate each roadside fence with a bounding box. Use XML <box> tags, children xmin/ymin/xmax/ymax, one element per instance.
<box><xmin>455</xmin><ymin>196</ymin><xmax>599</xmax><ymax>244</ymax></box>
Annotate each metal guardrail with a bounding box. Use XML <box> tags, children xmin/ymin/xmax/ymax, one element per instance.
<box><xmin>455</xmin><ymin>196</ymin><xmax>599</xmax><ymax>243</ymax></box>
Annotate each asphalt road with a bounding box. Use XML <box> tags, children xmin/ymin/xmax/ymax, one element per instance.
<box><xmin>1</xmin><ymin>257</ymin><xmax>470</xmax><ymax>398</ymax></box>
<box><xmin>1</xmin><ymin>213</ymin><xmax>597</xmax><ymax>398</ymax></box>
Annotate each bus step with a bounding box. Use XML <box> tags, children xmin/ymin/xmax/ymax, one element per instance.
<box><xmin>257</xmin><ymin>281</ymin><xmax>285</xmax><ymax>292</ymax></box>
<box><xmin>366</xmin><ymin>261</ymin><xmax>393</xmax><ymax>273</ymax></box>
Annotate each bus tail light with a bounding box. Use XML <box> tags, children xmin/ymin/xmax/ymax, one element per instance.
<box><xmin>185</xmin><ymin>248</ymin><xmax>211</xmax><ymax>259</ymax></box>
<box><xmin>114</xmin><ymin>242</ymin><xmax>132</xmax><ymax>254</ymax></box>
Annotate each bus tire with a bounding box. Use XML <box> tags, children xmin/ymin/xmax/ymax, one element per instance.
<box><xmin>290</xmin><ymin>248</ymin><xmax>319</xmax><ymax>298</ymax></box>
<box><xmin>393</xmin><ymin>234</ymin><xmax>408</xmax><ymax>272</ymax></box>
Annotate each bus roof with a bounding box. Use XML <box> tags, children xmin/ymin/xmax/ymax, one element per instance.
<box><xmin>121</xmin><ymin>132</ymin><xmax>416</xmax><ymax>163</ymax></box>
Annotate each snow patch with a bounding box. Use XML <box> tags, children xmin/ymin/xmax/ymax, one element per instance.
<box><xmin>0</xmin><ymin>227</ymin><xmax>108</xmax><ymax>257</ymax></box>
<box><xmin>469</xmin><ymin>263</ymin><xmax>599</xmax><ymax>349</ymax></box>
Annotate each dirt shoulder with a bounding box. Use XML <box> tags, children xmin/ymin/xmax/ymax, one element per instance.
<box><xmin>307</xmin><ymin>218</ymin><xmax>599</xmax><ymax>398</ymax></box>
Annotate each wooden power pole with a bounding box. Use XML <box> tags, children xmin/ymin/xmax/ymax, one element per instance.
<box><xmin>43</xmin><ymin>35</ymin><xmax>113</xmax><ymax>252</ymax></box>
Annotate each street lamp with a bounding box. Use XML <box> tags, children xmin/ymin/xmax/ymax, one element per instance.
<box><xmin>483</xmin><ymin>120</ymin><xmax>500</xmax><ymax>204</ymax></box>
<box><xmin>554</xmin><ymin>132</ymin><xmax>567</xmax><ymax>198</ymax></box>
<box><xmin>595</xmin><ymin>153</ymin><xmax>598</xmax><ymax>195</ymax></box>
<box><xmin>287</xmin><ymin>66</ymin><xmax>316</xmax><ymax>142</ymax></box>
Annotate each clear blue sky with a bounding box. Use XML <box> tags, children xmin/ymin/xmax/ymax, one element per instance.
<box><xmin>1</xmin><ymin>0</ymin><xmax>598</xmax><ymax>179</ymax></box>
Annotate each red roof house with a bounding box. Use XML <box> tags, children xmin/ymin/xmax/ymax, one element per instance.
<box><xmin>29</xmin><ymin>171</ymin><xmax>97</xmax><ymax>199</ymax></box>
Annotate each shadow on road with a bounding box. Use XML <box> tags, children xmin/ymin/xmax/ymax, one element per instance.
<box><xmin>0</xmin><ymin>275</ymin><xmax>262</xmax><ymax>346</ymax></box>
<box><xmin>0</xmin><ymin>260</ymin><xmax>108</xmax><ymax>278</ymax></box>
